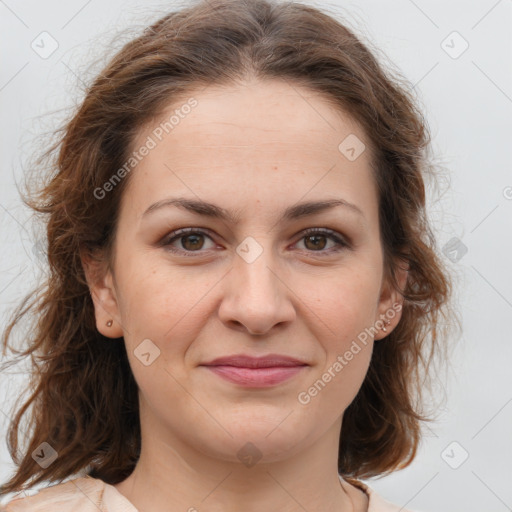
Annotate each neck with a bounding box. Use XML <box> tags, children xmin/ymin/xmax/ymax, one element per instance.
<box><xmin>114</xmin><ymin>410</ymin><xmax>357</xmax><ymax>512</ymax></box>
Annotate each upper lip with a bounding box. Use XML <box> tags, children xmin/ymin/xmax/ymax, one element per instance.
<box><xmin>201</xmin><ymin>354</ymin><xmax>309</xmax><ymax>368</ymax></box>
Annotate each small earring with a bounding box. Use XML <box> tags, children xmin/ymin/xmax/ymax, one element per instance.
<box><xmin>106</xmin><ymin>320</ymin><xmax>113</xmax><ymax>327</ymax></box>
<box><xmin>382</xmin><ymin>319</ymin><xmax>391</xmax><ymax>332</ymax></box>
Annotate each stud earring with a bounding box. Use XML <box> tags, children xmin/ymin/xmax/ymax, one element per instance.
<box><xmin>106</xmin><ymin>320</ymin><xmax>113</xmax><ymax>327</ymax></box>
<box><xmin>382</xmin><ymin>319</ymin><xmax>391</xmax><ymax>332</ymax></box>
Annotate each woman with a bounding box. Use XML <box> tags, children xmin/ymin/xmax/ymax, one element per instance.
<box><xmin>0</xmin><ymin>0</ymin><xmax>456</xmax><ymax>510</ymax></box>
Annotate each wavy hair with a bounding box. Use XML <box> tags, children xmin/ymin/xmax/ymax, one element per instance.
<box><xmin>0</xmin><ymin>0</ymin><xmax>458</xmax><ymax>495</ymax></box>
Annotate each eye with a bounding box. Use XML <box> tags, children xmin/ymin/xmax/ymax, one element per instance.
<box><xmin>162</xmin><ymin>228</ymin><xmax>216</xmax><ymax>256</ymax></box>
<box><xmin>293</xmin><ymin>228</ymin><xmax>349</xmax><ymax>254</ymax></box>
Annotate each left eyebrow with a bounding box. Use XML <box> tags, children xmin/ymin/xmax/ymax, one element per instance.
<box><xmin>142</xmin><ymin>197</ymin><xmax>365</xmax><ymax>224</ymax></box>
<box><xmin>282</xmin><ymin>198</ymin><xmax>365</xmax><ymax>221</ymax></box>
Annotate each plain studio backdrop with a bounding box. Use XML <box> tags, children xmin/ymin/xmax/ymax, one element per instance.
<box><xmin>0</xmin><ymin>1</ymin><xmax>511</xmax><ymax>511</ymax></box>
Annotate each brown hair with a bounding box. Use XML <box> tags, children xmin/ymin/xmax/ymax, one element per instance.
<box><xmin>0</xmin><ymin>0</ymin><xmax>458</xmax><ymax>495</ymax></box>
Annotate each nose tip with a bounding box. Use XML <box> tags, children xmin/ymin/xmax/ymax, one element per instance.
<box><xmin>218</xmin><ymin>254</ymin><xmax>296</xmax><ymax>335</ymax></box>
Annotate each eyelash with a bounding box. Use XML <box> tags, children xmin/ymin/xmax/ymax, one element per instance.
<box><xmin>160</xmin><ymin>227</ymin><xmax>350</xmax><ymax>257</ymax></box>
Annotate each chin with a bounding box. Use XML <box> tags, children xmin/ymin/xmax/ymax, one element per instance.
<box><xmin>195</xmin><ymin>422</ymin><xmax>311</xmax><ymax>465</ymax></box>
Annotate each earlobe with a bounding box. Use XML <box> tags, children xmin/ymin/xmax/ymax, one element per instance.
<box><xmin>81</xmin><ymin>251</ymin><xmax>124</xmax><ymax>339</ymax></box>
<box><xmin>102</xmin><ymin>316</ymin><xmax>123</xmax><ymax>338</ymax></box>
<box><xmin>375</xmin><ymin>260</ymin><xmax>409</xmax><ymax>340</ymax></box>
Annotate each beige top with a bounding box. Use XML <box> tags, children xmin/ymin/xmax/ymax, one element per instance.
<box><xmin>1</xmin><ymin>475</ymin><xmax>414</xmax><ymax>512</ymax></box>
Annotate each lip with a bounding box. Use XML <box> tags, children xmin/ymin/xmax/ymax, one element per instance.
<box><xmin>200</xmin><ymin>354</ymin><xmax>309</xmax><ymax>388</ymax></box>
<box><xmin>203</xmin><ymin>365</ymin><xmax>306</xmax><ymax>387</ymax></box>
<box><xmin>201</xmin><ymin>354</ymin><xmax>308</xmax><ymax>368</ymax></box>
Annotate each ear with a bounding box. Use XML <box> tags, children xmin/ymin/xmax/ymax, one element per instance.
<box><xmin>80</xmin><ymin>249</ymin><xmax>124</xmax><ymax>339</ymax></box>
<box><xmin>374</xmin><ymin>258</ymin><xmax>409</xmax><ymax>340</ymax></box>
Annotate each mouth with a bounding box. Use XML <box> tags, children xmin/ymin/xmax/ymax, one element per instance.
<box><xmin>200</xmin><ymin>353</ymin><xmax>309</xmax><ymax>387</ymax></box>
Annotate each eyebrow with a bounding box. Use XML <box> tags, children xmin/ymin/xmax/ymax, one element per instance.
<box><xmin>142</xmin><ymin>197</ymin><xmax>365</xmax><ymax>223</ymax></box>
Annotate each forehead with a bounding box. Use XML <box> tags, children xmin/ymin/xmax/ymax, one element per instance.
<box><xmin>123</xmin><ymin>79</ymin><xmax>378</xmax><ymax>223</ymax></box>
<box><xmin>136</xmin><ymin>79</ymin><xmax>369</xmax><ymax>154</ymax></box>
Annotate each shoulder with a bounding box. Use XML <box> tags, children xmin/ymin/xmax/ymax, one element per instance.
<box><xmin>1</xmin><ymin>476</ymin><xmax>108</xmax><ymax>512</ymax></box>
<box><xmin>341</xmin><ymin>476</ymin><xmax>418</xmax><ymax>512</ymax></box>
<box><xmin>364</xmin><ymin>485</ymin><xmax>415</xmax><ymax>512</ymax></box>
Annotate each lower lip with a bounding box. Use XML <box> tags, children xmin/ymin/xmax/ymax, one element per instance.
<box><xmin>202</xmin><ymin>365</ymin><xmax>307</xmax><ymax>387</ymax></box>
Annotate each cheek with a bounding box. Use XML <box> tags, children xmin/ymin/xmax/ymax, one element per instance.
<box><xmin>307</xmin><ymin>344</ymin><xmax>372</xmax><ymax>423</ymax></box>
<box><xmin>305</xmin><ymin>266</ymin><xmax>380</xmax><ymax>330</ymax></box>
<box><xmin>114</xmin><ymin>252</ymin><xmax>200</xmax><ymax>327</ymax></box>
<box><xmin>299</xmin><ymin>280</ymin><xmax>376</xmax><ymax>417</ymax></box>
<box><xmin>302</xmin><ymin>268</ymin><xmax>379</xmax><ymax>387</ymax></box>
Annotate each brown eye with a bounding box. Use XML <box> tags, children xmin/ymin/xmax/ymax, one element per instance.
<box><xmin>162</xmin><ymin>228</ymin><xmax>216</xmax><ymax>255</ymax></box>
<box><xmin>303</xmin><ymin>234</ymin><xmax>328</xmax><ymax>251</ymax></box>
<box><xmin>295</xmin><ymin>228</ymin><xmax>349</xmax><ymax>254</ymax></box>
<box><xmin>180</xmin><ymin>233</ymin><xmax>206</xmax><ymax>251</ymax></box>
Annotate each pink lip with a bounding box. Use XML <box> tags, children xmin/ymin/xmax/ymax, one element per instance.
<box><xmin>201</xmin><ymin>353</ymin><xmax>308</xmax><ymax>368</ymax></box>
<box><xmin>203</xmin><ymin>365</ymin><xmax>306</xmax><ymax>387</ymax></box>
<box><xmin>200</xmin><ymin>353</ymin><xmax>309</xmax><ymax>387</ymax></box>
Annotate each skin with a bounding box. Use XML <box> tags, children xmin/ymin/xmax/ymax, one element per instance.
<box><xmin>83</xmin><ymin>78</ymin><xmax>407</xmax><ymax>512</ymax></box>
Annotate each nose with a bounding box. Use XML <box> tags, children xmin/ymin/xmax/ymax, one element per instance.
<box><xmin>217</xmin><ymin>242</ymin><xmax>296</xmax><ymax>336</ymax></box>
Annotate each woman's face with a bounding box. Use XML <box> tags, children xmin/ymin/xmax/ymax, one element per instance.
<box><xmin>87</xmin><ymin>79</ymin><xmax>405</xmax><ymax>465</ymax></box>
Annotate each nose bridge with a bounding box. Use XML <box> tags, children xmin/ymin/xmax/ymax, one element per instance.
<box><xmin>218</xmin><ymin>233</ymin><xmax>295</xmax><ymax>334</ymax></box>
<box><xmin>235</xmin><ymin>234</ymin><xmax>279</xmax><ymax>300</ymax></box>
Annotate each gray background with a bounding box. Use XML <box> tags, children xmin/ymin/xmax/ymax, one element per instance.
<box><xmin>1</xmin><ymin>1</ymin><xmax>511</xmax><ymax>511</ymax></box>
